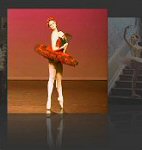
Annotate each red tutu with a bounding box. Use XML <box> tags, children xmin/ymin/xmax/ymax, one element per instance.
<box><xmin>34</xmin><ymin>37</ymin><xmax>78</xmax><ymax>67</ymax></box>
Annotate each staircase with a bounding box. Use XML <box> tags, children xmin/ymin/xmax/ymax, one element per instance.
<box><xmin>109</xmin><ymin>60</ymin><xmax>142</xmax><ymax>104</ymax></box>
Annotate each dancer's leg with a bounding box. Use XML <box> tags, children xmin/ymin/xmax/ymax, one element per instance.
<box><xmin>56</xmin><ymin>63</ymin><xmax>63</xmax><ymax>109</ymax></box>
<box><xmin>46</xmin><ymin>63</ymin><xmax>56</xmax><ymax>110</ymax></box>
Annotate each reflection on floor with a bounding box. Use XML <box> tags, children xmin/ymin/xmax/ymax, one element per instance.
<box><xmin>7</xmin><ymin>114</ymin><xmax>109</xmax><ymax>150</ymax></box>
<box><xmin>8</xmin><ymin>80</ymin><xmax>108</xmax><ymax>113</ymax></box>
<box><xmin>4</xmin><ymin>107</ymin><xmax>142</xmax><ymax>150</ymax></box>
<box><xmin>109</xmin><ymin>105</ymin><xmax>142</xmax><ymax>150</ymax></box>
<box><xmin>0</xmin><ymin>118</ymin><xmax>6</xmax><ymax>150</ymax></box>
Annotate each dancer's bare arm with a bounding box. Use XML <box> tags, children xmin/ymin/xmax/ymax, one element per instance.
<box><xmin>124</xmin><ymin>25</ymin><xmax>133</xmax><ymax>48</ymax></box>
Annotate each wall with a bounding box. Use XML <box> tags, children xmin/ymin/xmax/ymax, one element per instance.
<box><xmin>108</xmin><ymin>17</ymin><xmax>136</xmax><ymax>58</ymax></box>
<box><xmin>8</xmin><ymin>9</ymin><xmax>107</xmax><ymax>80</ymax></box>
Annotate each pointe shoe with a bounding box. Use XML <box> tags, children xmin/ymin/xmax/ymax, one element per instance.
<box><xmin>58</xmin><ymin>108</ymin><xmax>64</xmax><ymax>115</ymax></box>
<box><xmin>46</xmin><ymin>109</ymin><xmax>51</xmax><ymax>117</ymax></box>
<box><xmin>58</xmin><ymin>97</ymin><xmax>63</xmax><ymax>109</ymax></box>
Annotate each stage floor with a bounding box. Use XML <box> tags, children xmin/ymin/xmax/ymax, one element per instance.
<box><xmin>8</xmin><ymin>80</ymin><xmax>108</xmax><ymax>113</ymax></box>
<box><xmin>4</xmin><ymin>108</ymin><xmax>142</xmax><ymax>150</ymax></box>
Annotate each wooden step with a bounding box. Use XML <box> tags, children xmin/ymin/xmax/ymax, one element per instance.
<box><xmin>119</xmin><ymin>74</ymin><xmax>142</xmax><ymax>81</ymax></box>
<box><xmin>109</xmin><ymin>95</ymin><xmax>142</xmax><ymax>105</ymax></box>
<box><xmin>111</xmin><ymin>88</ymin><xmax>142</xmax><ymax>97</ymax></box>
<box><xmin>123</xmin><ymin>69</ymin><xmax>134</xmax><ymax>74</ymax></box>
<box><xmin>115</xmin><ymin>81</ymin><xmax>142</xmax><ymax>88</ymax></box>
<box><xmin>125</xmin><ymin>66</ymin><xmax>142</xmax><ymax>70</ymax></box>
<box><xmin>123</xmin><ymin>69</ymin><xmax>142</xmax><ymax>74</ymax></box>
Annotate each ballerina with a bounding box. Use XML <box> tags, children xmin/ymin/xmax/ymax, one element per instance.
<box><xmin>35</xmin><ymin>17</ymin><xmax>78</xmax><ymax>115</ymax></box>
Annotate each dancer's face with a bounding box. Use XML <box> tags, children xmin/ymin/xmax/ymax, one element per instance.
<box><xmin>48</xmin><ymin>20</ymin><xmax>57</xmax><ymax>30</ymax></box>
<box><xmin>131</xmin><ymin>34</ymin><xmax>139</xmax><ymax>45</ymax></box>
